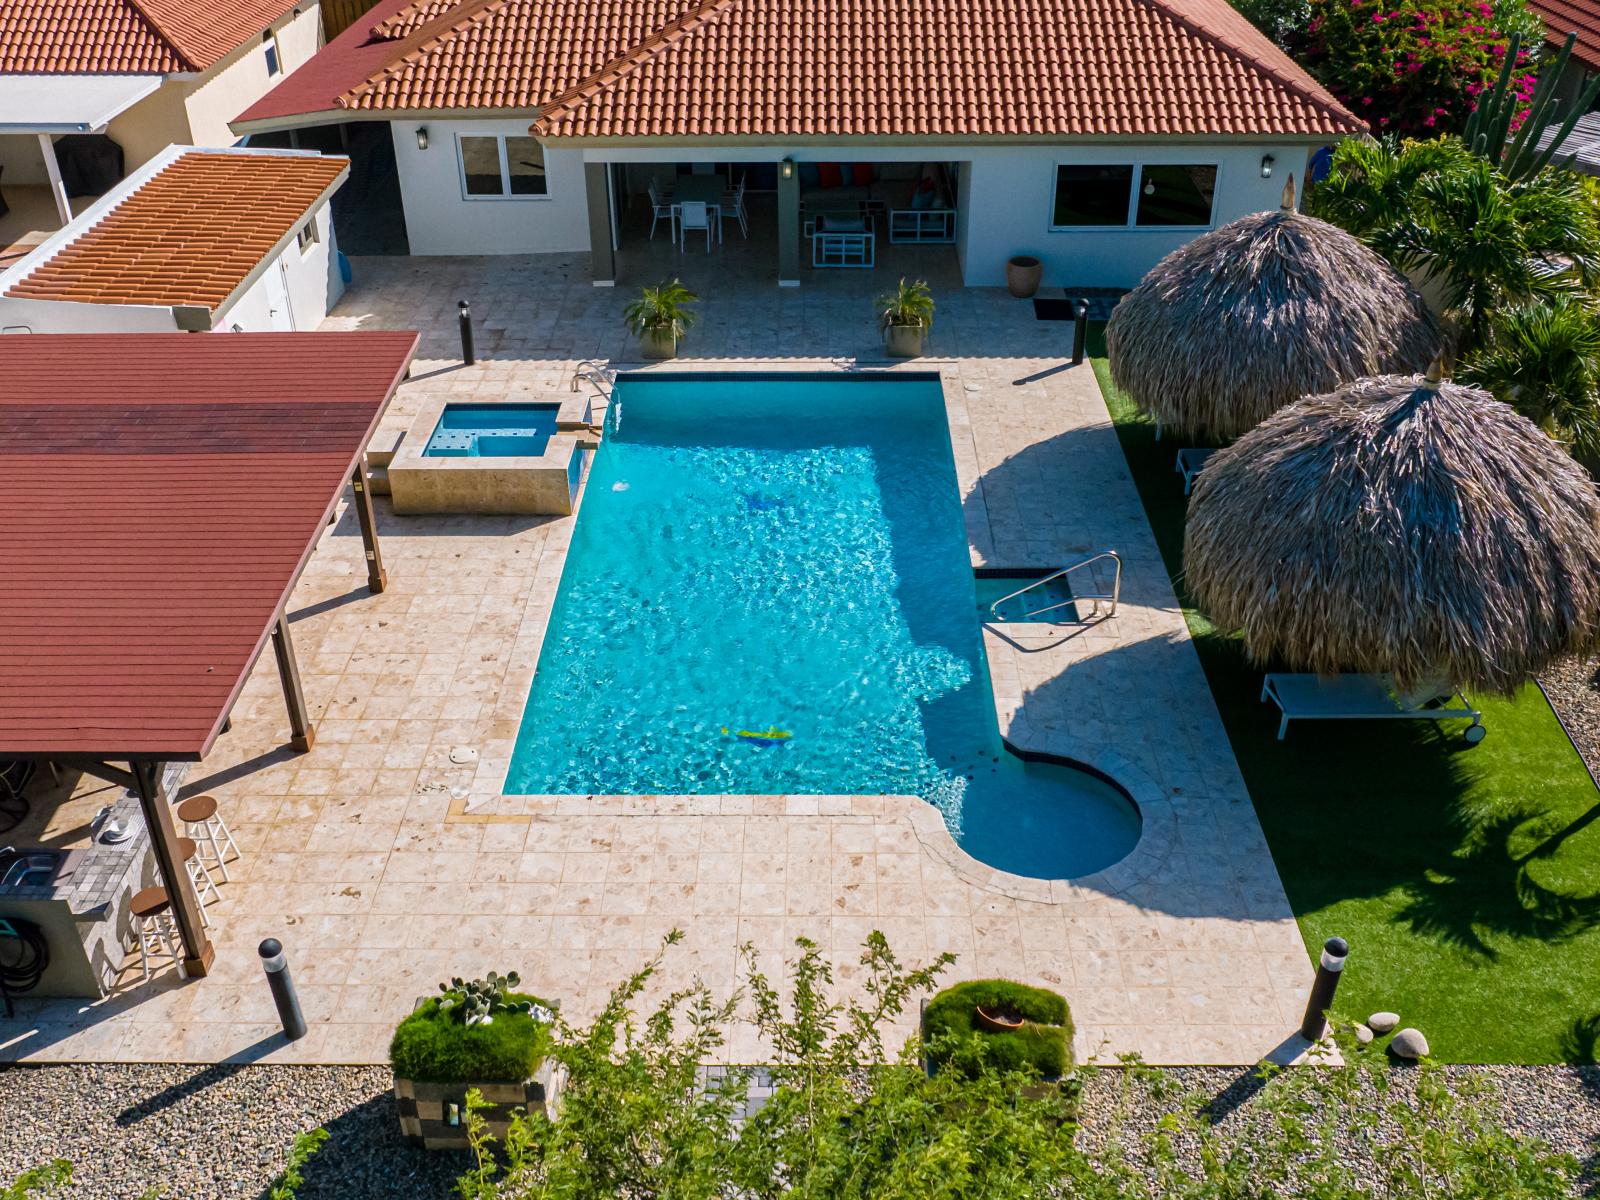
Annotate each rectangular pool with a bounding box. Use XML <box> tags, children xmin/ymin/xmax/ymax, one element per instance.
<box><xmin>424</xmin><ymin>403</ymin><xmax>558</xmax><ymax>458</ymax></box>
<box><xmin>505</xmin><ymin>372</ymin><xmax>1138</xmax><ymax>880</ymax></box>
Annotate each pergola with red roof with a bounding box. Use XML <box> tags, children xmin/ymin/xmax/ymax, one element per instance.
<box><xmin>0</xmin><ymin>331</ymin><xmax>418</xmax><ymax>974</ymax></box>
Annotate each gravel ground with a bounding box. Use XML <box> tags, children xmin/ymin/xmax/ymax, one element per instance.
<box><xmin>2</xmin><ymin>1062</ymin><xmax>1597</xmax><ymax>1199</ymax></box>
<box><xmin>1541</xmin><ymin>657</ymin><xmax>1600</xmax><ymax>777</ymax></box>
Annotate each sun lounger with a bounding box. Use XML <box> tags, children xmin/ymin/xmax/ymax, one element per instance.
<box><xmin>1175</xmin><ymin>448</ymin><xmax>1217</xmax><ymax>495</ymax></box>
<box><xmin>1260</xmin><ymin>673</ymin><xmax>1485</xmax><ymax>743</ymax></box>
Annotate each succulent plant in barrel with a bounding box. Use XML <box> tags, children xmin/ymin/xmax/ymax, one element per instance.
<box><xmin>437</xmin><ymin>970</ymin><xmax>549</xmax><ymax>1026</ymax></box>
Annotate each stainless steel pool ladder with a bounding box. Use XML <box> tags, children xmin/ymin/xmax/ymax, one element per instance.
<box><xmin>571</xmin><ymin>360</ymin><xmax>615</xmax><ymax>399</ymax></box>
<box><xmin>989</xmin><ymin>550</ymin><xmax>1122</xmax><ymax>621</ymax></box>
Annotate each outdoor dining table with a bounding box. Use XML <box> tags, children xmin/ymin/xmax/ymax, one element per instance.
<box><xmin>670</xmin><ymin>174</ymin><xmax>727</xmax><ymax>244</ymax></box>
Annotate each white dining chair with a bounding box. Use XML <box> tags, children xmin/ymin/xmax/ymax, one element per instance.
<box><xmin>720</xmin><ymin>174</ymin><xmax>749</xmax><ymax>238</ymax></box>
<box><xmin>677</xmin><ymin>200</ymin><xmax>713</xmax><ymax>252</ymax></box>
<box><xmin>647</xmin><ymin>182</ymin><xmax>675</xmax><ymax>241</ymax></box>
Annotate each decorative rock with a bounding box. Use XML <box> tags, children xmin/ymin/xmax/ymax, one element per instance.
<box><xmin>1354</xmin><ymin>1023</ymin><xmax>1374</xmax><ymax>1046</ymax></box>
<box><xmin>1389</xmin><ymin>1028</ymin><xmax>1429</xmax><ymax>1059</ymax></box>
<box><xmin>1367</xmin><ymin>1011</ymin><xmax>1400</xmax><ymax>1035</ymax></box>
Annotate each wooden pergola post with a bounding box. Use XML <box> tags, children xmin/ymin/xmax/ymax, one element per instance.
<box><xmin>271</xmin><ymin>611</ymin><xmax>315</xmax><ymax>752</ymax></box>
<box><xmin>349</xmin><ymin>466</ymin><xmax>387</xmax><ymax>594</ymax></box>
<box><xmin>130</xmin><ymin>760</ymin><xmax>213</xmax><ymax>977</ymax></box>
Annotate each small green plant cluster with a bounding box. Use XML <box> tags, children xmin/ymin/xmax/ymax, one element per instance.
<box><xmin>1</xmin><ymin>1162</ymin><xmax>70</xmax><ymax>1200</ymax></box>
<box><xmin>438</xmin><ymin>970</ymin><xmax>547</xmax><ymax>1027</ymax></box>
<box><xmin>922</xmin><ymin>978</ymin><xmax>1073</xmax><ymax>1078</ymax></box>
<box><xmin>1295</xmin><ymin>0</ymin><xmax>1545</xmax><ymax>137</ymax></box>
<box><xmin>391</xmin><ymin>984</ymin><xmax>554</xmax><ymax>1083</ymax></box>
<box><xmin>875</xmin><ymin>277</ymin><xmax>935</xmax><ymax>330</ymax></box>
<box><xmin>623</xmin><ymin>279</ymin><xmax>699</xmax><ymax>340</ymax></box>
<box><xmin>267</xmin><ymin>1128</ymin><xmax>328</xmax><ymax>1200</ymax></box>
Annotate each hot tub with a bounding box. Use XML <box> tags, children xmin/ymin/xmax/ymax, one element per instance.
<box><xmin>388</xmin><ymin>399</ymin><xmax>589</xmax><ymax>515</ymax></box>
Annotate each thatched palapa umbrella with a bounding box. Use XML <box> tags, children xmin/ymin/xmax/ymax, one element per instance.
<box><xmin>1106</xmin><ymin>178</ymin><xmax>1442</xmax><ymax>441</ymax></box>
<box><xmin>1184</xmin><ymin>365</ymin><xmax>1600</xmax><ymax>694</ymax></box>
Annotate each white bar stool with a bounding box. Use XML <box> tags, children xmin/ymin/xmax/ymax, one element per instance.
<box><xmin>174</xmin><ymin>794</ymin><xmax>240</xmax><ymax>883</ymax></box>
<box><xmin>178</xmin><ymin>835</ymin><xmax>219</xmax><ymax>926</ymax></box>
<box><xmin>129</xmin><ymin>887</ymin><xmax>187</xmax><ymax>983</ymax></box>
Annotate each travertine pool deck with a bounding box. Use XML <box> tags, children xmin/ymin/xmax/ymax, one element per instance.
<box><xmin>2</xmin><ymin>252</ymin><xmax>1310</xmax><ymax>1067</ymax></box>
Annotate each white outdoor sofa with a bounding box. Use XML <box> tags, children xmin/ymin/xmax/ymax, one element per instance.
<box><xmin>1261</xmin><ymin>673</ymin><xmax>1486</xmax><ymax>743</ymax></box>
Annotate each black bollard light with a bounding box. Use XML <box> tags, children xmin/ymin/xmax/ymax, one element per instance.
<box><xmin>1298</xmin><ymin>935</ymin><xmax>1349</xmax><ymax>1041</ymax></box>
<box><xmin>458</xmin><ymin>300</ymin><xmax>476</xmax><ymax>366</ymax></box>
<box><xmin>1070</xmin><ymin>298</ymin><xmax>1090</xmax><ymax>365</ymax></box>
<box><xmin>259</xmin><ymin>938</ymin><xmax>307</xmax><ymax>1042</ymax></box>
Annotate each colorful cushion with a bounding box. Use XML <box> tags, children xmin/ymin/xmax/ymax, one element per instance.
<box><xmin>818</xmin><ymin>162</ymin><xmax>843</xmax><ymax>189</ymax></box>
<box><xmin>839</xmin><ymin>164</ymin><xmax>855</xmax><ymax>187</ymax></box>
<box><xmin>853</xmin><ymin>163</ymin><xmax>875</xmax><ymax>187</ymax></box>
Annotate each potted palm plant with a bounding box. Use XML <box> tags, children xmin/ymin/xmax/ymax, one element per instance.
<box><xmin>624</xmin><ymin>279</ymin><xmax>698</xmax><ymax>359</ymax></box>
<box><xmin>877</xmin><ymin>277</ymin><xmax>934</xmax><ymax>358</ymax></box>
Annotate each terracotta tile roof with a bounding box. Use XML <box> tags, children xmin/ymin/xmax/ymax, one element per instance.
<box><xmin>369</xmin><ymin>0</ymin><xmax>475</xmax><ymax>38</ymax></box>
<box><xmin>0</xmin><ymin>331</ymin><xmax>419</xmax><ymax>760</ymax></box>
<box><xmin>5</xmin><ymin>150</ymin><xmax>348</xmax><ymax>312</ymax></box>
<box><xmin>1527</xmin><ymin>0</ymin><xmax>1600</xmax><ymax>72</ymax></box>
<box><xmin>537</xmin><ymin>0</ymin><xmax>1361</xmax><ymax>138</ymax></box>
<box><xmin>237</xmin><ymin>0</ymin><xmax>1360</xmax><ymax>137</ymax></box>
<box><xmin>0</xmin><ymin>0</ymin><xmax>299</xmax><ymax>74</ymax></box>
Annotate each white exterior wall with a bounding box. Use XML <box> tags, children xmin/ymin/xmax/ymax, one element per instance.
<box><xmin>0</xmin><ymin>295</ymin><xmax>177</xmax><ymax>333</ymax></box>
<box><xmin>105</xmin><ymin>3</ymin><xmax>322</xmax><ymax>171</ymax></box>
<box><xmin>216</xmin><ymin>201</ymin><xmax>343</xmax><ymax>330</ymax></box>
<box><xmin>957</xmin><ymin>142</ymin><xmax>1313</xmax><ymax>288</ymax></box>
<box><xmin>382</xmin><ymin>136</ymin><xmax>1321</xmax><ymax>286</ymax></box>
<box><xmin>390</xmin><ymin>119</ymin><xmax>591</xmax><ymax>256</ymax></box>
<box><xmin>182</xmin><ymin>3</ymin><xmax>324</xmax><ymax>150</ymax></box>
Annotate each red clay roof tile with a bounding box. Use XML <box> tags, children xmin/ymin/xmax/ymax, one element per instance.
<box><xmin>5</xmin><ymin>150</ymin><xmax>348</xmax><ymax>311</ymax></box>
<box><xmin>237</xmin><ymin>0</ymin><xmax>1362</xmax><ymax>137</ymax></box>
<box><xmin>0</xmin><ymin>0</ymin><xmax>300</xmax><ymax>74</ymax></box>
<box><xmin>1527</xmin><ymin>0</ymin><xmax>1600</xmax><ymax>72</ymax></box>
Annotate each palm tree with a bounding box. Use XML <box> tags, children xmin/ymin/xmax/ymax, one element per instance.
<box><xmin>1461</xmin><ymin>296</ymin><xmax>1600</xmax><ymax>453</ymax></box>
<box><xmin>1377</xmin><ymin>158</ymin><xmax>1600</xmax><ymax>352</ymax></box>
<box><xmin>1308</xmin><ymin>136</ymin><xmax>1473</xmax><ymax>238</ymax></box>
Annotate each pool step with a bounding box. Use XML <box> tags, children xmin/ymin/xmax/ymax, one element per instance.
<box><xmin>364</xmin><ymin>427</ymin><xmax>406</xmax><ymax>497</ymax></box>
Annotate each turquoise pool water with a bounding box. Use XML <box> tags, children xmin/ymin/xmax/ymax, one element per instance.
<box><xmin>425</xmin><ymin>403</ymin><xmax>557</xmax><ymax>458</ymax></box>
<box><xmin>505</xmin><ymin>373</ymin><xmax>1140</xmax><ymax>880</ymax></box>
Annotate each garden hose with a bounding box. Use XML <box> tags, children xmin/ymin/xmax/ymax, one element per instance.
<box><xmin>0</xmin><ymin>917</ymin><xmax>49</xmax><ymax>1015</ymax></box>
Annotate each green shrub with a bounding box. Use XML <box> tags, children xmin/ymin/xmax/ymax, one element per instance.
<box><xmin>390</xmin><ymin>993</ymin><xmax>553</xmax><ymax>1082</ymax></box>
<box><xmin>922</xmin><ymin>979</ymin><xmax>1072</xmax><ymax>1078</ymax></box>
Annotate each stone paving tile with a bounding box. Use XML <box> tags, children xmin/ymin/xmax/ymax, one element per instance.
<box><xmin>4</xmin><ymin>248</ymin><xmax>1312</xmax><ymax>1068</ymax></box>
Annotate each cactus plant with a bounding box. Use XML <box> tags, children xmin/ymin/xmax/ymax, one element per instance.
<box><xmin>1463</xmin><ymin>32</ymin><xmax>1600</xmax><ymax>182</ymax></box>
<box><xmin>437</xmin><ymin>971</ymin><xmax>551</xmax><ymax>1027</ymax></box>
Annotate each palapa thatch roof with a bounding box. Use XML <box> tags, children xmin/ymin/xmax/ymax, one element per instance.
<box><xmin>1183</xmin><ymin>367</ymin><xmax>1600</xmax><ymax>693</ymax></box>
<box><xmin>1105</xmin><ymin>178</ymin><xmax>1443</xmax><ymax>442</ymax></box>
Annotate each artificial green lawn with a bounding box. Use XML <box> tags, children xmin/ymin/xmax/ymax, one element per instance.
<box><xmin>1088</xmin><ymin>324</ymin><xmax>1600</xmax><ymax>1064</ymax></box>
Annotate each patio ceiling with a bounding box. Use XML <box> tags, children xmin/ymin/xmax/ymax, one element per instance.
<box><xmin>0</xmin><ymin>75</ymin><xmax>162</xmax><ymax>134</ymax></box>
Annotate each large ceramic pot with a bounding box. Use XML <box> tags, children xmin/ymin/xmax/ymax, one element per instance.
<box><xmin>639</xmin><ymin>327</ymin><xmax>678</xmax><ymax>359</ymax></box>
<box><xmin>884</xmin><ymin>322</ymin><xmax>926</xmax><ymax>358</ymax></box>
<box><xmin>1006</xmin><ymin>255</ymin><xmax>1043</xmax><ymax>299</ymax></box>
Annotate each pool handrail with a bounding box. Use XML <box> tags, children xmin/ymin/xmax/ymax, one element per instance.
<box><xmin>988</xmin><ymin>550</ymin><xmax>1121</xmax><ymax>621</ymax></box>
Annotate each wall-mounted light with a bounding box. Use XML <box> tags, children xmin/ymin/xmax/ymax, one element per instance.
<box><xmin>780</xmin><ymin>157</ymin><xmax>794</xmax><ymax>180</ymax></box>
<box><xmin>1142</xmin><ymin>180</ymin><xmax>1155</xmax><ymax>195</ymax></box>
<box><xmin>1260</xmin><ymin>154</ymin><xmax>1275</xmax><ymax>179</ymax></box>
<box><xmin>416</xmin><ymin>126</ymin><xmax>430</xmax><ymax>151</ymax></box>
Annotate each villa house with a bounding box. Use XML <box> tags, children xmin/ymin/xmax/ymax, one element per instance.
<box><xmin>231</xmin><ymin>0</ymin><xmax>1364</xmax><ymax>288</ymax></box>
<box><xmin>0</xmin><ymin>0</ymin><xmax>324</xmax><ymax>239</ymax></box>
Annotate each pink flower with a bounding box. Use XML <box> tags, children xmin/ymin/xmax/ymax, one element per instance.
<box><xmin>1423</xmin><ymin>115</ymin><xmax>1437</xmax><ymax>125</ymax></box>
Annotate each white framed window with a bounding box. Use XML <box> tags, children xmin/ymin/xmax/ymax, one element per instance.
<box><xmin>1049</xmin><ymin>162</ymin><xmax>1218</xmax><ymax>230</ymax></box>
<box><xmin>457</xmin><ymin>134</ymin><xmax>549</xmax><ymax>199</ymax></box>
<box><xmin>263</xmin><ymin>31</ymin><xmax>282</xmax><ymax>77</ymax></box>
<box><xmin>296</xmin><ymin>221</ymin><xmax>318</xmax><ymax>255</ymax></box>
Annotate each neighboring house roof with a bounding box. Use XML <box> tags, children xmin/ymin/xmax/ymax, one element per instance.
<box><xmin>0</xmin><ymin>0</ymin><xmax>299</xmax><ymax>74</ymax></box>
<box><xmin>0</xmin><ymin>331</ymin><xmax>419</xmax><ymax>760</ymax></box>
<box><xmin>3</xmin><ymin>147</ymin><xmax>348</xmax><ymax>313</ymax></box>
<box><xmin>1527</xmin><ymin>0</ymin><xmax>1600</xmax><ymax>72</ymax></box>
<box><xmin>235</xmin><ymin>0</ymin><xmax>1363</xmax><ymax>138</ymax></box>
<box><xmin>1538</xmin><ymin>110</ymin><xmax>1600</xmax><ymax>176</ymax></box>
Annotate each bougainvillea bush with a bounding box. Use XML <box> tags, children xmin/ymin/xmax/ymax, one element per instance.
<box><xmin>1296</xmin><ymin>0</ymin><xmax>1545</xmax><ymax>136</ymax></box>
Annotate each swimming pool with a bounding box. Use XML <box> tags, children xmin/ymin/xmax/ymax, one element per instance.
<box><xmin>505</xmin><ymin>373</ymin><xmax>1140</xmax><ymax>880</ymax></box>
<box><xmin>424</xmin><ymin>403</ymin><xmax>558</xmax><ymax>458</ymax></box>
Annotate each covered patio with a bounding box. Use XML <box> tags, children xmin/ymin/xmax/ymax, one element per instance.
<box><xmin>0</xmin><ymin>76</ymin><xmax>159</xmax><ymax>260</ymax></box>
<box><xmin>0</xmin><ymin>331</ymin><xmax>417</xmax><ymax>981</ymax></box>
